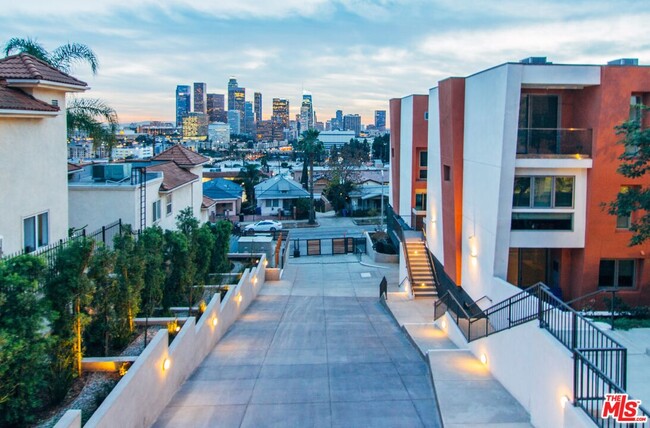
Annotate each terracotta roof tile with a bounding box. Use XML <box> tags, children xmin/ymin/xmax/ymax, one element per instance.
<box><xmin>152</xmin><ymin>144</ymin><xmax>209</xmax><ymax>167</ymax></box>
<box><xmin>0</xmin><ymin>54</ymin><xmax>87</xmax><ymax>87</ymax></box>
<box><xmin>0</xmin><ymin>83</ymin><xmax>59</xmax><ymax>112</ymax></box>
<box><xmin>202</xmin><ymin>196</ymin><xmax>217</xmax><ymax>209</ymax></box>
<box><xmin>147</xmin><ymin>161</ymin><xmax>199</xmax><ymax>192</ymax></box>
<box><xmin>67</xmin><ymin>162</ymin><xmax>83</xmax><ymax>172</ymax></box>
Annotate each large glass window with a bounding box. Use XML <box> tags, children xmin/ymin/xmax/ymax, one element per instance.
<box><xmin>418</xmin><ymin>150</ymin><xmax>428</xmax><ymax>180</ymax></box>
<box><xmin>512</xmin><ymin>176</ymin><xmax>574</xmax><ymax>208</ymax></box>
<box><xmin>598</xmin><ymin>259</ymin><xmax>636</xmax><ymax>288</ymax></box>
<box><xmin>415</xmin><ymin>192</ymin><xmax>427</xmax><ymax>211</ymax></box>
<box><xmin>23</xmin><ymin>212</ymin><xmax>49</xmax><ymax>253</ymax></box>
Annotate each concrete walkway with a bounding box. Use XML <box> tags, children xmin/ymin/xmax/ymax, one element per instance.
<box><xmin>385</xmin><ymin>292</ymin><xmax>532</xmax><ymax>427</ymax></box>
<box><xmin>154</xmin><ymin>256</ymin><xmax>441</xmax><ymax>427</ymax></box>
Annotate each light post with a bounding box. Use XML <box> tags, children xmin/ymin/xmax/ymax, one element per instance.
<box><xmin>380</xmin><ymin>169</ymin><xmax>385</xmax><ymax>231</ymax></box>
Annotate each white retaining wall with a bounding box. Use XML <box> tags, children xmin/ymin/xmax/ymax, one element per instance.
<box><xmin>58</xmin><ymin>255</ymin><xmax>267</xmax><ymax>428</ymax></box>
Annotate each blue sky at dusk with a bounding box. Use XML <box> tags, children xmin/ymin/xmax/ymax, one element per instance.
<box><xmin>2</xmin><ymin>0</ymin><xmax>649</xmax><ymax>124</ymax></box>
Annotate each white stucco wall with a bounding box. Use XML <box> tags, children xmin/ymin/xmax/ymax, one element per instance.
<box><xmin>156</xmin><ymin>183</ymin><xmax>195</xmax><ymax>231</ymax></box>
<box><xmin>0</xmin><ymin>88</ymin><xmax>68</xmax><ymax>255</ymax></box>
<box><xmin>399</xmin><ymin>96</ymin><xmax>414</xmax><ymax>224</ymax></box>
<box><xmin>426</xmin><ymin>87</ymin><xmax>444</xmax><ymax>263</ymax></box>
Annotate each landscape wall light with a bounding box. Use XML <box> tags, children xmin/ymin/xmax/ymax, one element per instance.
<box><xmin>237</xmin><ymin>293</ymin><xmax>243</xmax><ymax>303</ymax></box>
<box><xmin>212</xmin><ymin>317</ymin><xmax>218</xmax><ymax>327</ymax></box>
<box><xmin>162</xmin><ymin>358</ymin><xmax>171</xmax><ymax>371</ymax></box>
<box><xmin>468</xmin><ymin>236</ymin><xmax>478</xmax><ymax>258</ymax></box>
<box><xmin>560</xmin><ymin>395</ymin><xmax>570</xmax><ymax>409</ymax></box>
<box><xmin>480</xmin><ymin>353</ymin><xmax>488</xmax><ymax>365</ymax></box>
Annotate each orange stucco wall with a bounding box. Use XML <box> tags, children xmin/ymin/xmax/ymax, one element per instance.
<box><xmin>389</xmin><ymin>98</ymin><xmax>401</xmax><ymax>213</ymax></box>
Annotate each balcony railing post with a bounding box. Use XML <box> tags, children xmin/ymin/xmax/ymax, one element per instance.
<box><xmin>571</xmin><ymin>311</ymin><xmax>578</xmax><ymax>351</ymax></box>
<box><xmin>537</xmin><ymin>286</ymin><xmax>544</xmax><ymax>328</ymax></box>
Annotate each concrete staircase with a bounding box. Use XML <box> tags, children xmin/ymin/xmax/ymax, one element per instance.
<box><xmin>404</xmin><ymin>240</ymin><xmax>437</xmax><ymax>298</ymax></box>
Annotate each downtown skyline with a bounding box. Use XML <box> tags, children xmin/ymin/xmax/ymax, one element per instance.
<box><xmin>2</xmin><ymin>0</ymin><xmax>650</xmax><ymax>123</ymax></box>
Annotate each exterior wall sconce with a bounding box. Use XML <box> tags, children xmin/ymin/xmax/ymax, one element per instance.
<box><xmin>560</xmin><ymin>395</ymin><xmax>570</xmax><ymax>409</ymax></box>
<box><xmin>480</xmin><ymin>353</ymin><xmax>488</xmax><ymax>365</ymax></box>
<box><xmin>237</xmin><ymin>293</ymin><xmax>243</xmax><ymax>303</ymax></box>
<box><xmin>468</xmin><ymin>235</ymin><xmax>478</xmax><ymax>258</ymax></box>
<box><xmin>162</xmin><ymin>358</ymin><xmax>171</xmax><ymax>371</ymax></box>
<box><xmin>440</xmin><ymin>319</ymin><xmax>446</xmax><ymax>329</ymax></box>
<box><xmin>212</xmin><ymin>317</ymin><xmax>218</xmax><ymax>327</ymax></box>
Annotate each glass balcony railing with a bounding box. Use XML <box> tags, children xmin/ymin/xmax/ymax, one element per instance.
<box><xmin>516</xmin><ymin>128</ymin><xmax>592</xmax><ymax>157</ymax></box>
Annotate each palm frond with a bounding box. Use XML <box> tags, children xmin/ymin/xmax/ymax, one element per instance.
<box><xmin>3</xmin><ymin>37</ymin><xmax>50</xmax><ymax>63</ymax></box>
<box><xmin>67</xmin><ymin>97</ymin><xmax>118</xmax><ymax>125</ymax></box>
<box><xmin>50</xmin><ymin>43</ymin><xmax>98</xmax><ymax>75</ymax></box>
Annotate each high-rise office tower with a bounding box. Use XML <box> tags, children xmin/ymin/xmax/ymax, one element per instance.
<box><xmin>207</xmin><ymin>93</ymin><xmax>225</xmax><ymax>122</ymax></box>
<box><xmin>227</xmin><ymin>77</ymin><xmax>245</xmax><ymax>114</ymax></box>
<box><xmin>244</xmin><ymin>101</ymin><xmax>255</xmax><ymax>135</ymax></box>
<box><xmin>300</xmin><ymin>92</ymin><xmax>314</xmax><ymax>131</ymax></box>
<box><xmin>254</xmin><ymin>92</ymin><xmax>262</xmax><ymax>123</ymax></box>
<box><xmin>175</xmin><ymin>85</ymin><xmax>191</xmax><ymax>128</ymax></box>
<box><xmin>227</xmin><ymin>110</ymin><xmax>241</xmax><ymax>134</ymax></box>
<box><xmin>343</xmin><ymin>114</ymin><xmax>362</xmax><ymax>137</ymax></box>
<box><xmin>182</xmin><ymin>112</ymin><xmax>209</xmax><ymax>140</ymax></box>
<box><xmin>374</xmin><ymin>110</ymin><xmax>386</xmax><ymax>131</ymax></box>
<box><xmin>272</xmin><ymin>98</ymin><xmax>290</xmax><ymax>129</ymax></box>
<box><xmin>193</xmin><ymin>82</ymin><xmax>207</xmax><ymax>114</ymax></box>
<box><xmin>336</xmin><ymin>110</ymin><xmax>343</xmax><ymax>129</ymax></box>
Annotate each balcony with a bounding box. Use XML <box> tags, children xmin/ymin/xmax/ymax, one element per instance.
<box><xmin>516</xmin><ymin>128</ymin><xmax>592</xmax><ymax>158</ymax></box>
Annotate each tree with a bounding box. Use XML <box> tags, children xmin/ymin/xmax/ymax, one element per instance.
<box><xmin>0</xmin><ymin>256</ymin><xmax>51</xmax><ymax>426</ymax></box>
<box><xmin>372</xmin><ymin>134</ymin><xmax>390</xmax><ymax>163</ymax></box>
<box><xmin>607</xmin><ymin>105</ymin><xmax>650</xmax><ymax>246</ymax></box>
<box><xmin>112</xmin><ymin>228</ymin><xmax>144</xmax><ymax>348</ymax></box>
<box><xmin>297</xmin><ymin>129</ymin><xmax>324</xmax><ymax>224</ymax></box>
<box><xmin>138</xmin><ymin>226</ymin><xmax>165</xmax><ymax>345</ymax></box>
<box><xmin>3</xmin><ymin>38</ymin><xmax>118</xmax><ymax>156</ymax></box>
<box><xmin>208</xmin><ymin>220</ymin><xmax>233</xmax><ymax>274</ymax></box>
<box><xmin>86</xmin><ymin>246</ymin><xmax>118</xmax><ymax>356</ymax></box>
<box><xmin>238</xmin><ymin>163</ymin><xmax>262</xmax><ymax>208</ymax></box>
<box><xmin>162</xmin><ymin>230</ymin><xmax>194</xmax><ymax>313</ymax></box>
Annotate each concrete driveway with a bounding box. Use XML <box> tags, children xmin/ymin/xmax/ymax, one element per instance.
<box><xmin>154</xmin><ymin>256</ymin><xmax>441</xmax><ymax>428</ymax></box>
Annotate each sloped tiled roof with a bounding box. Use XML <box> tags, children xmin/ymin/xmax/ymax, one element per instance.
<box><xmin>67</xmin><ymin>162</ymin><xmax>83</xmax><ymax>173</ymax></box>
<box><xmin>203</xmin><ymin>178</ymin><xmax>243</xmax><ymax>201</ymax></box>
<box><xmin>152</xmin><ymin>144</ymin><xmax>209</xmax><ymax>167</ymax></box>
<box><xmin>0</xmin><ymin>83</ymin><xmax>60</xmax><ymax>112</ymax></box>
<box><xmin>201</xmin><ymin>196</ymin><xmax>217</xmax><ymax>210</ymax></box>
<box><xmin>254</xmin><ymin>175</ymin><xmax>309</xmax><ymax>199</ymax></box>
<box><xmin>0</xmin><ymin>53</ymin><xmax>87</xmax><ymax>87</ymax></box>
<box><xmin>147</xmin><ymin>161</ymin><xmax>199</xmax><ymax>192</ymax></box>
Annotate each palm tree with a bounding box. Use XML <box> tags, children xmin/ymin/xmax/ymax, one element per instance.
<box><xmin>4</xmin><ymin>37</ymin><xmax>98</xmax><ymax>74</ymax></box>
<box><xmin>297</xmin><ymin>129</ymin><xmax>323</xmax><ymax>224</ymax></box>
<box><xmin>4</xmin><ymin>38</ymin><xmax>117</xmax><ymax>156</ymax></box>
<box><xmin>238</xmin><ymin>163</ymin><xmax>262</xmax><ymax>209</ymax></box>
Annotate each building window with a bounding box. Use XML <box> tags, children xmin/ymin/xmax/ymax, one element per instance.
<box><xmin>152</xmin><ymin>200</ymin><xmax>161</xmax><ymax>222</ymax></box>
<box><xmin>615</xmin><ymin>185</ymin><xmax>639</xmax><ymax>229</ymax></box>
<box><xmin>166</xmin><ymin>194</ymin><xmax>173</xmax><ymax>216</ymax></box>
<box><xmin>23</xmin><ymin>212</ymin><xmax>49</xmax><ymax>253</ymax></box>
<box><xmin>415</xmin><ymin>192</ymin><xmax>427</xmax><ymax>211</ymax></box>
<box><xmin>266</xmin><ymin>200</ymin><xmax>272</xmax><ymax>208</ymax></box>
<box><xmin>443</xmin><ymin>165</ymin><xmax>451</xmax><ymax>181</ymax></box>
<box><xmin>512</xmin><ymin>176</ymin><xmax>574</xmax><ymax>208</ymax></box>
<box><xmin>424</xmin><ymin>112</ymin><xmax>429</xmax><ymax>120</ymax></box>
<box><xmin>598</xmin><ymin>259</ymin><xmax>636</xmax><ymax>288</ymax></box>
<box><xmin>418</xmin><ymin>150</ymin><xmax>428</xmax><ymax>180</ymax></box>
<box><xmin>626</xmin><ymin>95</ymin><xmax>644</xmax><ymax>155</ymax></box>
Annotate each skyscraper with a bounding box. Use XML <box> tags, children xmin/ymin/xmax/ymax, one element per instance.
<box><xmin>193</xmin><ymin>82</ymin><xmax>207</xmax><ymax>114</ymax></box>
<box><xmin>244</xmin><ymin>101</ymin><xmax>255</xmax><ymax>135</ymax></box>
<box><xmin>300</xmin><ymin>92</ymin><xmax>314</xmax><ymax>131</ymax></box>
<box><xmin>207</xmin><ymin>93</ymin><xmax>225</xmax><ymax>122</ymax></box>
<box><xmin>336</xmin><ymin>110</ymin><xmax>343</xmax><ymax>129</ymax></box>
<box><xmin>254</xmin><ymin>92</ymin><xmax>262</xmax><ymax>123</ymax></box>
<box><xmin>343</xmin><ymin>114</ymin><xmax>362</xmax><ymax>137</ymax></box>
<box><xmin>227</xmin><ymin>110</ymin><xmax>241</xmax><ymax>134</ymax></box>
<box><xmin>175</xmin><ymin>85</ymin><xmax>191</xmax><ymax>128</ymax></box>
<box><xmin>375</xmin><ymin>110</ymin><xmax>386</xmax><ymax>131</ymax></box>
<box><xmin>227</xmin><ymin>77</ymin><xmax>238</xmax><ymax>110</ymax></box>
<box><xmin>182</xmin><ymin>112</ymin><xmax>209</xmax><ymax>140</ymax></box>
<box><xmin>272</xmin><ymin>98</ymin><xmax>290</xmax><ymax>129</ymax></box>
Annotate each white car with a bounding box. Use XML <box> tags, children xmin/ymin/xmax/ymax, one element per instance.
<box><xmin>243</xmin><ymin>220</ymin><xmax>283</xmax><ymax>233</ymax></box>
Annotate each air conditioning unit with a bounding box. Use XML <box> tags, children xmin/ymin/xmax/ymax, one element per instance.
<box><xmin>92</xmin><ymin>164</ymin><xmax>133</xmax><ymax>181</ymax></box>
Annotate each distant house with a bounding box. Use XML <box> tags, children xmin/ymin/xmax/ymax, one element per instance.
<box><xmin>349</xmin><ymin>180</ymin><xmax>389</xmax><ymax>213</ymax></box>
<box><xmin>69</xmin><ymin>145</ymin><xmax>209</xmax><ymax>232</ymax></box>
<box><xmin>0</xmin><ymin>54</ymin><xmax>88</xmax><ymax>255</ymax></box>
<box><xmin>254</xmin><ymin>175</ymin><xmax>309</xmax><ymax>216</ymax></box>
<box><xmin>202</xmin><ymin>178</ymin><xmax>243</xmax><ymax>218</ymax></box>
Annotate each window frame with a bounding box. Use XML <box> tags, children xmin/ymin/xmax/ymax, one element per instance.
<box><xmin>512</xmin><ymin>175</ymin><xmax>575</xmax><ymax>209</ymax></box>
<box><xmin>417</xmin><ymin>150</ymin><xmax>428</xmax><ymax>180</ymax></box>
<box><xmin>414</xmin><ymin>192</ymin><xmax>427</xmax><ymax>211</ymax></box>
<box><xmin>166</xmin><ymin>194</ymin><xmax>173</xmax><ymax>216</ymax></box>
<box><xmin>23</xmin><ymin>211</ymin><xmax>49</xmax><ymax>253</ymax></box>
<box><xmin>598</xmin><ymin>259</ymin><xmax>637</xmax><ymax>289</ymax></box>
<box><xmin>152</xmin><ymin>200</ymin><xmax>162</xmax><ymax>223</ymax></box>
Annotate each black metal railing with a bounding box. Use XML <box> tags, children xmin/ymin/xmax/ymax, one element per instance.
<box><xmin>574</xmin><ymin>350</ymin><xmax>649</xmax><ymax>428</ymax></box>
<box><xmin>517</xmin><ymin>128</ymin><xmax>592</xmax><ymax>157</ymax></box>
<box><xmin>434</xmin><ymin>282</ymin><xmax>641</xmax><ymax>426</ymax></box>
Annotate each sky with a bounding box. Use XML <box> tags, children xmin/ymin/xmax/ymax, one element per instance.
<box><xmin>2</xmin><ymin>0</ymin><xmax>650</xmax><ymax>125</ymax></box>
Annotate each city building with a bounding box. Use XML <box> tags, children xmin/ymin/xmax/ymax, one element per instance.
<box><xmin>175</xmin><ymin>85</ymin><xmax>191</xmax><ymax>127</ymax></box>
<box><xmin>374</xmin><ymin>110</ymin><xmax>386</xmax><ymax>132</ymax></box>
<box><xmin>207</xmin><ymin>93</ymin><xmax>225</xmax><ymax>122</ymax></box>
<box><xmin>202</xmin><ymin>178</ymin><xmax>243</xmax><ymax>216</ymax></box>
<box><xmin>272</xmin><ymin>98</ymin><xmax>290</xmax><ymax>129</ymax></box>
<box><xmin>69</xmin><ymin>145</ymin><xmax>209</xmax><ymax>233</ymax></box>
<box><xmin>343</xmin><ymin>113</ymin><xmax>362</xmax><ymax>137</ymax></box>
<box><xmin>208</xmin><ymin>122</ymin><xmax>230</xmax><ymax>145</ymax></box>
<box><xmin>254</xmin><ymin>92</ymin><xmax>262</xmax><ymax>123</ymax></box>
<box><xmin>254</xmin><ymin>175</ymin><xmax>309</xmax><ymax>216</ymax></box>
<box><xmin>244</xmin><ymin>101</ymin><xmax>255</xmax><ymax>135</ymax></box>
<box><xmin>389</xmin><ymin>94</ymin><xmax>428</xmax><ymax>228</ymax></box>
<box><xmin>193</xmin><ymin>82</ymin><xmax>207</xmax><ymax>114</ymax></box>
<box><xmin>182</xmin><ymin>112</ymin><xmax>209</xmax><ymax>140</ymax></box>
<box><xmin>136</xmin><ymin>121</ymin><xmax>176</xmax><ymax>136</ymax></box>
<box><xmin>227</xmin><ymin>110</ymin><xmax>241</xmax><ymax>134</ymax></box>
<box><xmin>111</xmin><ymin>145</ymin><xmax>154</xmax><ymax>160</ymax></box>
<box><xmin>0</xmin><ymin>53</ymin><xmax>88</xmax><ymax>255</ymax></box>
<box><xmin>299</xmin><ymin>92</ymin><xmax>314</xmax><ymax>131</ymax></box>
<box><xmin>318</xmin><ymin>130</ymin><xmax>356</xmax><ymax>150</ymax></box>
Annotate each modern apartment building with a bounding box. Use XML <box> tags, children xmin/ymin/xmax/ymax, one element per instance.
<box><xmin>389</xmin><ymin>95</ymin><xmax>429</xmax><ymax>229</ymax></box>
<box><xmin>393</xmin><ymin>57</ymin><xmax>650</xmax><ymax>307</ymax></box>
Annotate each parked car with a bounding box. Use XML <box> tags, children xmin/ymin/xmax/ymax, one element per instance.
<box><xmin>243</xmin><ymin>220</ymin><xmax>283</xmax><ymax>233</ymax></box>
